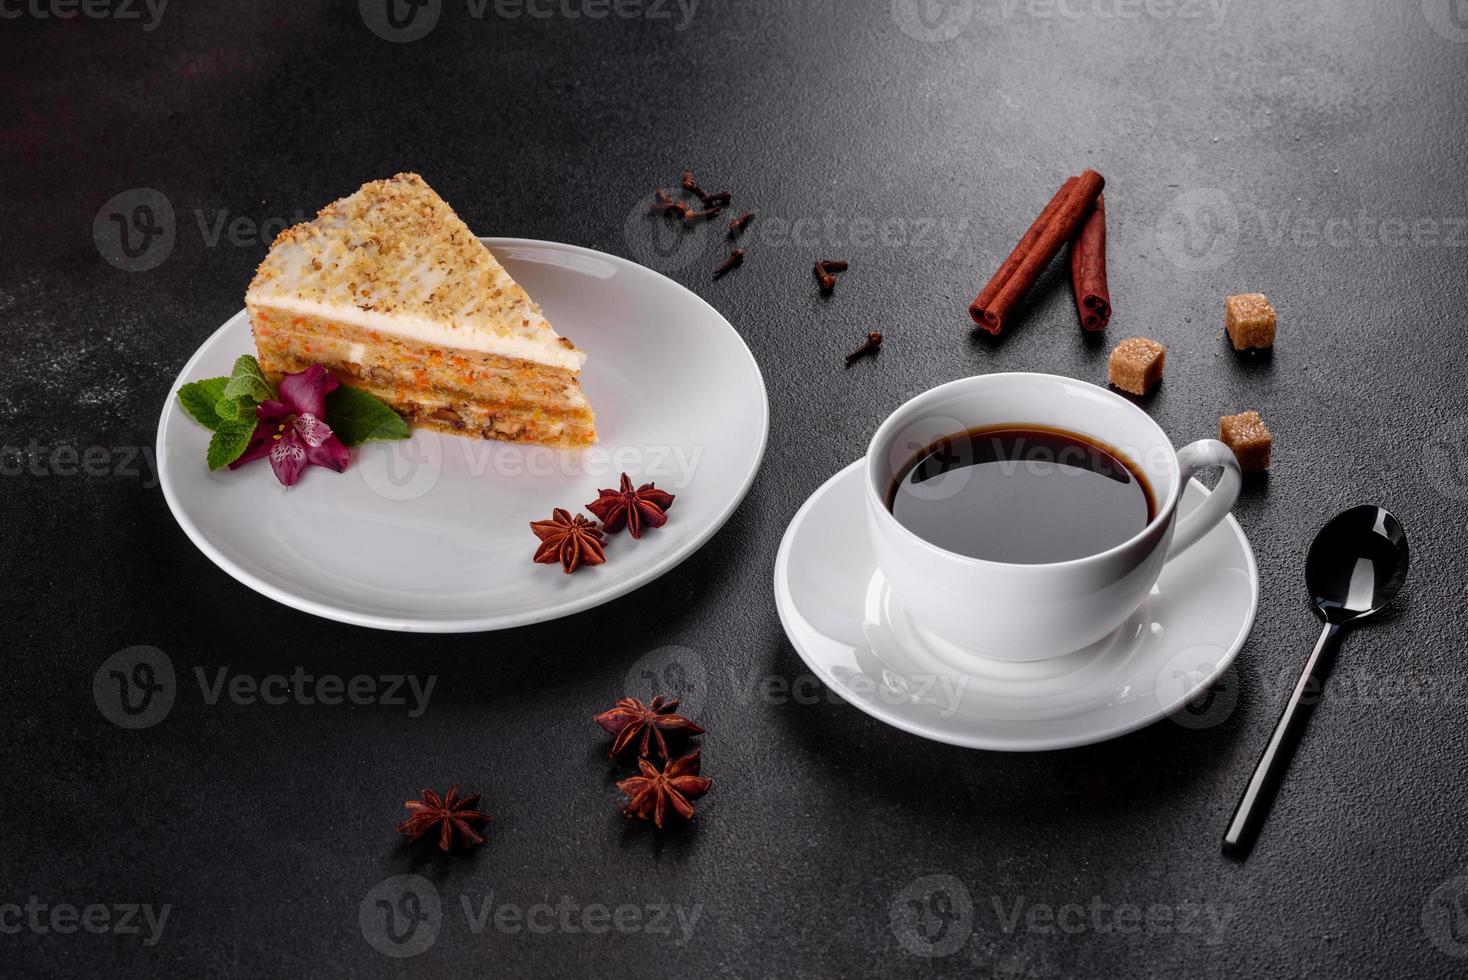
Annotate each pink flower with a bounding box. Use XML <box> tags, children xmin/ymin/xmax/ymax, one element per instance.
<box><xmin>230</xmin><ymin>365</ymin><xmax>350</xmax><ymax>486</ymax></box>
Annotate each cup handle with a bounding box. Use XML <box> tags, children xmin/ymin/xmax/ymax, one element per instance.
<box><xmin>1166</xmin><ymin>439</ymin><xmax>1242</xmax><ymax>559</ymax></box>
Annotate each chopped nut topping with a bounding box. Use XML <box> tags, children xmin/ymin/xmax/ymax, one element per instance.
<box><xmin>246</xmin><ymin>173</ymin><xmax>583</xmax><ymax>368</ymax></box>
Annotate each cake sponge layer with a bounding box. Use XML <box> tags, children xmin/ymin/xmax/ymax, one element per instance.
<box><xmin>252</xmin><ymin>308</ymin><xmax>596</xmax><ymax>448</ymax></box>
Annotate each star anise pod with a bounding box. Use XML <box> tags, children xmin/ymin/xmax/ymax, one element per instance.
<box><xmin>595</xmin><ymin>695</ymin><xmax>705</xmax><ymax>760</ymax></box>
<box><xmin>617</xmin><ymin>751</ymin><xmax>712</xmax><ymax>829</ymax></box>
<box><xmin>396</xmin><ymin>785</ymin><xmax>491</xmax><ymax>852</ymax></box>
<box><xmin>585</xmin><ymin>473</ymin><xmax>676</xmax><ymax>539</ymax></box>
<box><xmin>530</xmin><ymin>508</ymin><xmax>607</xmax><ymax>573</ymax></box>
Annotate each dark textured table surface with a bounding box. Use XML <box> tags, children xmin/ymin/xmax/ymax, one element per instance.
<box><xmin>5</xmin><ymin>1</ymin><xmax>1468</xmax><ymax>976</ymax></box>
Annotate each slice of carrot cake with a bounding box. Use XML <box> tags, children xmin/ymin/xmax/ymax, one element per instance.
<box><xmin>246</xmin><ymin>173</ymin><xmax>596</xmax><ymax>448</ymax></box>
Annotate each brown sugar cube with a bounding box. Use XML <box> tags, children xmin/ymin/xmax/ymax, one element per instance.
<box><xmin>1219</xmin><ymin>411</ymin><xmax>1272</xmax><ymax>471</ymax></box>
<box><xmin>1108</xmin><ymin>337</ymin><xmax>1166</xmax><ymax>396</ymax></box>
<box><xmin>1225</xmin><ymin>293</ymin><xmax>1276</xmax><ymax>350</ymax></box>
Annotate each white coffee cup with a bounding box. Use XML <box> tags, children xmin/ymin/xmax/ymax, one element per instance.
<box><xmin>864</xmin><ymin>373</ymin><xmax>1242</xmax><ymax>661</ymax></box>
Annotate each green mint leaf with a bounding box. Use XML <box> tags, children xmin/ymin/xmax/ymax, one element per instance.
<box><xmin>223</xmin><ymin>355</ymin><xmax>274</xmax><ymax>403</ymax></box>
<box><xmin>206</xmin><ymin>421</ymin><xmax>257</xmax><ymax>471</ymax></box>
<box><xmin>177</xmin><ymin>378</ymin><xmax>230</xmax><ymax>431</ymax></box>
<box><xmin>325</xmin><ymin>385</ymin><xmax>411</xmax><ymax>446</ymax></box>
<box><xmin>214</xmin><ymin>397</ymin><xmax>245</xmax><ymax>422</ymax></box>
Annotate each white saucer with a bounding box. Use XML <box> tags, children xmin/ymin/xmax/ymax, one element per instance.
<box><xmin>157</xmin><ymin>238</ymin><xmax>768</xmax><ymax>632</ymax></box>
<box><xmin>773</xmin><ymin>460</ymin><xmax>1258</xmax><ymax>751</ymax></box>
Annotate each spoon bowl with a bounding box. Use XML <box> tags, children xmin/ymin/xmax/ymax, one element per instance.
<box><xmin>1306</xmin><ymin>505</ymin><xmax>1410</xmax><ymax>624</ymax></box>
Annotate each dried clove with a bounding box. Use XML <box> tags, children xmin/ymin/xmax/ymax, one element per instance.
<box><xmin>815</xmin><ymin>263</ymin><xmax>837</xmax><ymax>292</ymax></box>
<box><xmin>683</xmin><ymin>206</ymin><xmax>724</xmax><ymax>227</ymax></box>
<box><xmin>714</xmin><ymin>249</ymin><xmax>745</xmax><ymax>278</ymax></box>
<box><xmin>845</xmin><ymin>331</ymin><xmax>883</xmax><ymax>365</ymax></box>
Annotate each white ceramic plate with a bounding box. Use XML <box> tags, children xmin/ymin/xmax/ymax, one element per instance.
<box><xmin>774</xmin><ymin>460</ymin><xmax>1259</xmax><ymax>751</ymax></box>
<box><xmin>157</xmin><ymin>239</ymin><xmax>768</xmax><ymax>632</ymax></box>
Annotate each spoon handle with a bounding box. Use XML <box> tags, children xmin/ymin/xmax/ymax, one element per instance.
<box><xmin>1222</xmin><ymin>621</ymin><xmax>1344</xmax><ymax>856</ymax></box>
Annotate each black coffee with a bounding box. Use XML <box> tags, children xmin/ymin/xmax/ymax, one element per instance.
<box><xmin>887</xmin><ymin>425</ymin><xmax>1154</xmax><ymax>564</ymax></box>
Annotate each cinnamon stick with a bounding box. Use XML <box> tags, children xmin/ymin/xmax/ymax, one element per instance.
<box><xmin>1069</xmin><ymin>193</ymin><xmax>1110</xmax><ymax>331</ymax></box>
<box><xmin>969</xmin><ymin>170</ymin><xmax>1105</xmax><ymax>334</ymax></box>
